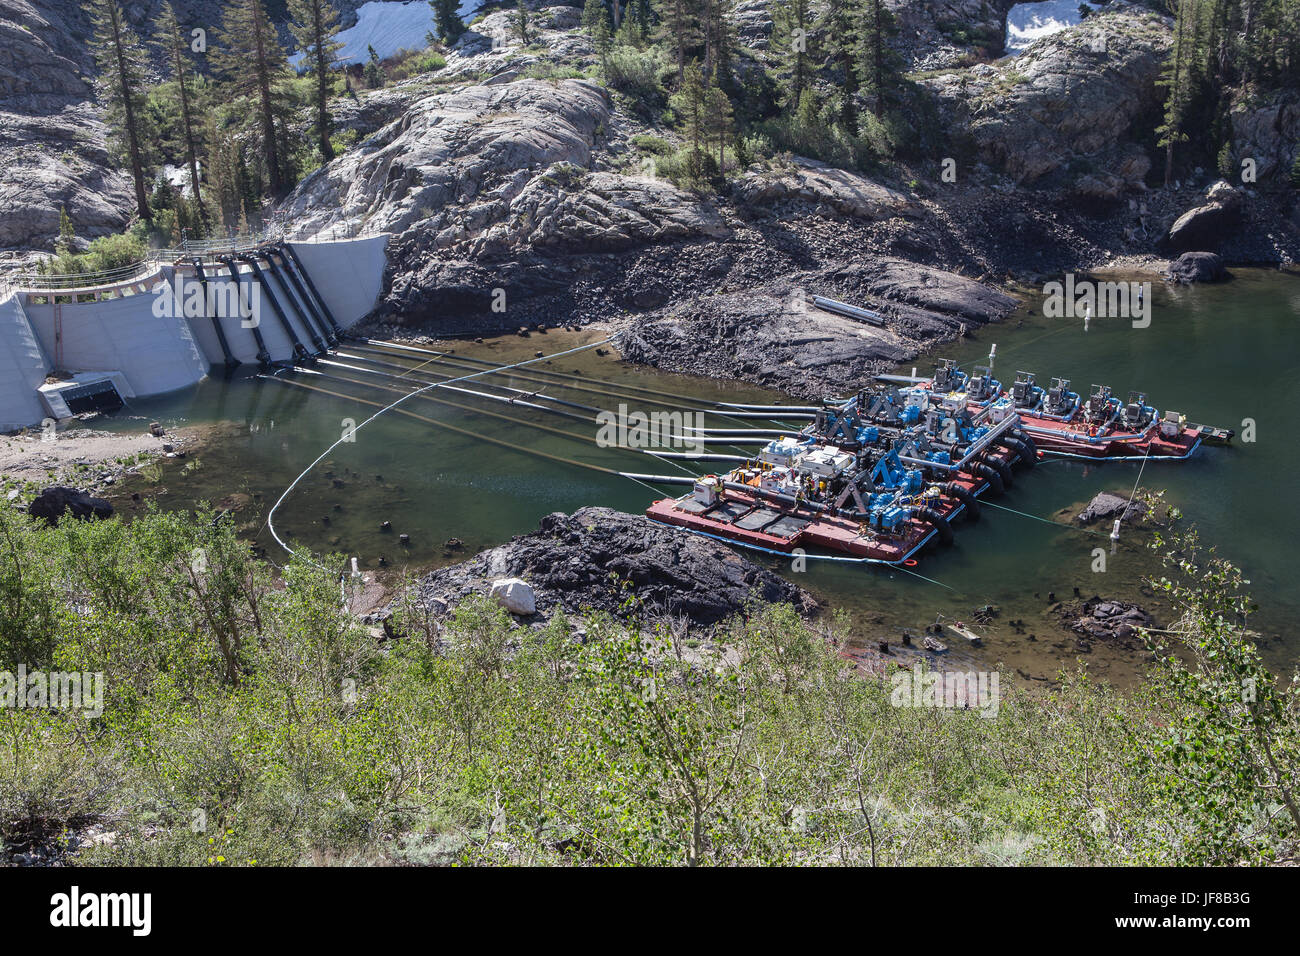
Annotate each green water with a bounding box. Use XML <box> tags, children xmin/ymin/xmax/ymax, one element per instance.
<box><xmin>100</xmin><ymin>270</ymin><xmax>1300</xmax><ymax>682</ymax></box>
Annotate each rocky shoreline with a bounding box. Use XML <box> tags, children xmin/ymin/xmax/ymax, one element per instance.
<box><xmin>392</xmin><ymin>506</ymin><xmax>817</xmax><ymax>630</ymax></box>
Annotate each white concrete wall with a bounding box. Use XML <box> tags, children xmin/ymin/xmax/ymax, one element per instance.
<box><xmin>287</xmin><ymin>234</ymin><xmax>388</xmax><ymax>329</ymax></box>
<box><xmin>23</xmin><ymin>266</ymin><xmax>208</xmax><ymax>398</ymax></box>
<box><xmin>0</xmin><ymin>294</ymin><xmax>52</xmax><ymax>432</ymax></box>
<box><xmin>1</xmin><ymin>236</ymin><xmax>389</xmax><ymax>429</ymax></box>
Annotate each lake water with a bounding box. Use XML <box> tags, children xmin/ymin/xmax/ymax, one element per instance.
<box><xmin>100</xmin><ymin>269</ymin><xmax>1300</xmax><ymax>683</ymax></box>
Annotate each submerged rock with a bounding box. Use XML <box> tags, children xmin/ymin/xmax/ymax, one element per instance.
<box><xmin>410</xmin><ymin>507</ymin><xmax>816</xmax><ymax>626</ymax></box>
<box><xmin>1076</xmin><ymin>492</ymin><xmax>1148</xmax><ymax>526</ymax></box>
<box><xmin>28</xmin><ymin>486</ymin><xmax>113</xmax><ymax>525</ymax></box>
<box><xmin>1058</xmin><ymin>596</ymin><xmax>1154</xmax><ymax>645</ymax></box>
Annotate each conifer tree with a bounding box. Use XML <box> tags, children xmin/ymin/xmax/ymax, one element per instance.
<box><xmin>513</xmin><ymin>0</ymin><xmax>533</xmax><ymax>46</ymax></box>
<box><xmin>428</xmin><ymin>0</ymin><xmax>467</xmax><ymax>43</ymax></box>
<box><xmin>656</xmin><ymin>0</ymin><xmax>704</xmax><ymax>83</ymax></box>
<box><xmin>853</xmin><ymin>0</ymin><xmax>895</xmax><ymax>118</ymax></box>
<box><xmin>770</xmin><ymin>0</ymin><xmax>814</xmax><ymax>108</ymax></box>
<box><xmin>289</xmin><ymin>0</ymin><xmax>343</xmax><ymax>163</ymax></box>
<box><xmin>670</xmin><ymin>61</ymin><xmax>710</xmax><ymax>183</ymax></box>
<box><xmin>154</xmin><ymin>2</ymin><xmax>205</xmax><ymax>214</ymax></box>
<box><xmin>87</xmin><ymin>0</ymin><xmax>152</xmax><ymax>222</ymax></box>
<box><xmin>1157</xmin><ymin>0</ymin><xmax>1196</xmax><ymax>185</ymax></box>
<box><xmin>705</xmin><ymin>81</ymin><xmax>734</xmax><ymax>173</ymax></box>
<box><xmin>217</xmin><ymin>0</ymin><xmax>291</xmax><ymax>197</ymax></box>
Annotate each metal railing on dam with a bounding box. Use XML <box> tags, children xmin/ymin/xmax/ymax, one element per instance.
<box><xmin>6</xmin><ymin>231</ymin><xmax>287</xmax><ymax>295</ymax></box>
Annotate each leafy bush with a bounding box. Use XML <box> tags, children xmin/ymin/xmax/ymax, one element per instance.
<box><xmin>603</xmin><ymin>44</ymin><xmax>668</xmax><ymax>108</ymax></box>
<box><xmin>0</xmin><ymin>495</ymin><xmax>1293</xmax><ymax>866</ymax></box>
<box><xmin>631</xmin><ymin>133</ymin><xmax>675</xmax><ymax>155</ymax></box>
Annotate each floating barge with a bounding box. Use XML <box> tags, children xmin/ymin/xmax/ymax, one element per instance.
<box><xmin>884</xmin><ymin>363</ymin><xmax>1235</xmax><ymax>461</ymax></box>
<box><xmin>647</xmin><ymin>377</ymin><xmax>1032</xmax><ymax>565</ymax></box>
<box><xmin>647</xmin><ymin>355</ymin><xmax>1232</xmax><ymax>565</ymax></box>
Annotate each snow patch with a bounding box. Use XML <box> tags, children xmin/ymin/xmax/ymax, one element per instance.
<box><xmin>1005</xmin><ymin>0</ymin><xmax>1085</xmax><ymax>54</ymax></box>
<box><xmin>291</xmin><ymin>0</ymin><xmax>483</xmax><ymax>68</ymax></box>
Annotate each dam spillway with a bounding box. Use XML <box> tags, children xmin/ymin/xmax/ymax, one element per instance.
<box><xmin>0</xmin><ymin>234</ymin><xmax>388</xmax><ymax>431</ymax></box>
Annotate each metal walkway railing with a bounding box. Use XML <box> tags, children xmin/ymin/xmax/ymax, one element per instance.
<box><xmin>6</xmin><ymin>230</ymin><xmax>287</xmax><ymax>294</ymax></box>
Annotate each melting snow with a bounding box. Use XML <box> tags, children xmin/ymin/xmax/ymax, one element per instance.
<box><xmin>291</xmin><ymin>0</ymin><xmax>484</xmax><ymax>68</ymax></box>
<box><xmin>1005</xmin><ymin>0</ymin><xmax>1085</xmax><ymax>54</ymax></box>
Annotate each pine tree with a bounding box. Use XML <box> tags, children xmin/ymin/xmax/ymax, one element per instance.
<box><xmin>217</xmin><ymin>0</ymin><xmax>291</xmax><ymax>197</ymax></box>
<box><xmin>513</xmin><ymin>1</ymin><xmax>533</xmax><ymax>46</ymax></box>
<box><xmin>818</xmin><ymin>0</ymin><xmax>858</xmax><ymax>130</ymax></box>
<box><xmin>56</xmin><ymin>206</ymin><xmax>75</xmax><ymax>255</ymax></box>
<box><xmin>655</xmin><ymin>0</ymin><xmax>704</xmax><ymax>83</ymax></box>
<box><xmin>582</xmin><ymin>0</ymin><xmax>613</xmax><ymax>67</ymax></box>
<box><xmin>705</xmin><ymin>81</ymin><xmax>734</xmax><ymax>174</ymax></box>
<box><xmin>87</xmin><ymin>0</ymin><xmax>152</xmax><ymax>222</ymax></box>
<box><xmin>428</xmin><ymin>0</ymin><xmax>466</xmax><ymax>43</ymax></box>
<box><xmin>1157</xmin><ymin>0</ymin><xmax>1196</xmax><ymax>185</ymax></box>
<box><xmin>154</xmin><ymin>2</ymin><xmax>206</xmax><ymax>216</ymax></box>
<box><xmin>582</xmin><ymin>0</ymin><xmax>610</xmax><ymax>33</ymax></box>
<box><xmin>770</xmin><ymin>0</ymin><xmax>814</xmax><ymax>108</ymax></box>
<box><xmin>289</xmin><ymin>0</ymin><xmax>343</xmax><ymax>163</ymax></box>
<box><xmin>853</xmin><ymin>0</ymin><xmax>896</xmax><ymax>118</ymax></box>
<box><xmin>669</xmin><ymin>61</ymin><xmax>710</xmax><ymax>183</ymax></box>
<box><xmin>701</xmin><ymin>0</ymin><xmax>735</xmax><ymax>87</ymax></box>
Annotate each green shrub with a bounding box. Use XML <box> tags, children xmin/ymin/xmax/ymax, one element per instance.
<box><xmin>631</xmin><ymin>133</ymin><xmax>675</xmax><ymax>155</ymax></box>
<box><xmin>603</xmin><ymin>44</ymin><xmax>668</xmax><ymax>108</ymax></box>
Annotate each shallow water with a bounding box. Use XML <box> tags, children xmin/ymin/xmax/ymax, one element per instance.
<box><xmin>99</xmin><ymin>269</ymin><xmax>1300</xmax><ymax>683</ymax></box>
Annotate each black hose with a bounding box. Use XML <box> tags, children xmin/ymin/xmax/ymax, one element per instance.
<box><xmin>915</xmin><ymin>507</ymin><xmax>954</xmax><ymax>545</ymax></box>
<box><xmin>942</xmin><ymin>481</ymin><xmax>980</xmax><ymax>520</ymax></box>
<box><xmin>968</xmin><ymin>462</ymin><xmax>1004</xmax><ymax>496</ymax></box>
<box><xmin>1000</xmin><ymin>436</ymin><xmax>1036</xmax><ymax>468</ymax></box>
<box><xmin>981</xmin><ymin>453</ymin><xmax>1014</xmax><ymax>489</ymax></box>
<box><xmin>1013</xmin><ymin>428</ymin><xmax>1040</xmax><ymax>460</ymax></box>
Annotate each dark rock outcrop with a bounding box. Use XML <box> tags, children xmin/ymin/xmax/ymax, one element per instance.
<box><xmin>28</xmin><ymin>485</ymin><xmax>113</xmax><ymax>525</ymax></box>
<box><xmin>1075</xmin><ymin>491</ymin><xmax>1148</xmax><ymax>525</ymax></box>
<box><xmin>621</xmin><ymin>260</ymin><xmax>1017</xmax><ymax>400</ymax></box>
<box><xmin>1164</xmin><ymin>181</ymin><xmax>1244</xmax><ymax>252</ymax></box>
<box><xmin>409</xmin><ymin>506</ymin><xmax>816</xmax><ymax>626</ymax></box>
<box><xmin>1166</xmin><ymin>251</ymin><xmax>1228</xmax><ymax>284</ymax></box>
<box><xmin>1058</xmin><ymin>596</ymin><xmax>1154</xmax><ymax>645</ymax></box>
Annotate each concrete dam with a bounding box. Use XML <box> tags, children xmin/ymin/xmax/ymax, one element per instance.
<box><xmin>0</xmin><ymin>234</ymin><xmax>388</xmax><ymax>431</ymax></box>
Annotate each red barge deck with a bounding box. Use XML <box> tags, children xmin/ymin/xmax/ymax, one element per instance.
<box><xmin>647</xmin><ymin>472</ymin><xmax>989</xmax><ymax>565</ymax></box>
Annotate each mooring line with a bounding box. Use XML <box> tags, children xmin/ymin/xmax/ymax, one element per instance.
<box><xmin>262</xmin><ymin>336</ymin><xmax>617</xmax><ymax>569</ymax></box>
<box><xmin>979</xmin><ymin>499</ymin><xmax>1107</xmax><ymax>537</ymax></box>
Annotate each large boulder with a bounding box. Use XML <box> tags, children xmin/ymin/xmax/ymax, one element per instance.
<box><xmin>27</xmin><ymin>485</ymin><xmax>113</xmax><ymax>525</ymax></box>
<box><xmin>1166</xmin><ymin>251</ymin><xmax>1228</xmax><ymax>284</ymax></box>
<box><xmin>490</xmin><ymin>577</ymin><xmax>537</xmax><ymax>616</ymax></box>
<box><xmin>919</xmin><ymin>8</ymin><xmax>1171</xmax><ymax>186</ymax></box>
<box><xmin>1075</xmin><ymin>491</ymin><xmax>1148</xmax><ymax>525</ymax></box>
<box><xmin>1164</xmin><ymin>180</ymin><xmax>1244</xmax><ymax>252</ymax></box>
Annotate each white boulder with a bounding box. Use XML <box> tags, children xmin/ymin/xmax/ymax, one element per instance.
<box><xmin>490</xmin><ymin>577</ymin><xmax>537</xmax><ymax>615</ymax></box>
